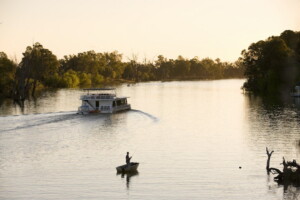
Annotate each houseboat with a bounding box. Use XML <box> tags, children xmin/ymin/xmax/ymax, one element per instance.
<box><xmin>78</xmin><ymin>88</ymin><xmax>131</xmax><ymax>114</ymax></box>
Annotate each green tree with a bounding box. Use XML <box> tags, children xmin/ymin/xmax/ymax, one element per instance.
<box><xmin>91</xmin><ymin>73</ymin><xmax>104</xmax><ymax>86</ymax></box>
<box><xmin>172</xmin><ymin>56</ymin><xmax>191</xmax><ymax>78</ymax></box>
<box><xmin>242</xmin><ymin>30</ymin><xmax>300</xmax><ymax>95</ymax></box>
<box><xmin>101</xmin><ymin>51</ymin><xmax>124</xmax><ymax>79</ymax></box>
<box><xmin>78</xmin><ymin>72</ymin><xmax>92</xmax><ymax>87</ymax></box>
<box><xmin>155</xmin><ymin>55</ymin><xmax>173</xmax><ymax>80</ymax></box>
<box><xmin>200</xmin><ymin>58</ymin><xmax>216</xmax><ymax>79</ymax></box>
<box><xmin>17</xmin><ymin>42</ymin><xmax>59</xmax><ymax>97</ymax></box>
<box><xmin>44</xmin><ymin>73</ymin><xmax>64</xmax><ymax>88</ymax></box>
<box><xmin>123</xmin><ymin>63</ymin><xmax>136</xmax><ymax>81</ymax></box>
<box><xmin>188</xmin><ymin>57</ymin><xmax>203</xmax><ymax>78</ymax></box>
<box><xmin>61</xmin><ymin>70</ymin><xmax>80</xmax><ymax>88</ymax></box>
<box><xmin>0</xmin><ymin>52</ymin><xmax>17</xmax><ymax>97</ymax></box>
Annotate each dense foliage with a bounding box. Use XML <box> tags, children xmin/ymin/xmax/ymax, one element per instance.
<box><xmin>0</xmin><ymin>52</ymin><xmax>17</xmax><ymax>97</ymax></box>
<box><xmin>0</xmin><ymin>43</ymin><xmax>244</xmax><ymax>100</ymax></box>
<box><xmin>2</xmin><ymin>30</ymin><xmax>299</xmax><ymax>100</ymax></box>
<box><xmin>15</xmin><ymin>43</ymin><xmax>60</xmax><ymax>97</ymax></box>
<box><xmin>242</xmin><ymin>30</ymin><xmax>300</xmax><ymax>95</ymax></box>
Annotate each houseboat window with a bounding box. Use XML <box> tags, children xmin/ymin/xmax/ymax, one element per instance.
<box><xmin>100</xmin><ymin>106</ymin><xmax>110</xmax><ymax>111</ymax></box>
<box><xmin>113</xmin><ymin>101</ymin><xmax>116</xmax><ymax>107</ymax></box>
<box><xmin>96</xmin><ymin>101</ymin><xmax>99</xmax><ymax>108</ymax></box>
<box><xmin>116</xmin><ymin>100</ymin><xmax>124</xmax><ymax>106</ymax></box>
<box><xmin>116</xmin><ymin>99</ymin><xmax>126</xmax><ymax>105</ymax></box>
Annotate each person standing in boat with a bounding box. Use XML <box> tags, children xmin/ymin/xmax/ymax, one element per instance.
<box><xmin>126</xmin><ymin>152</ymin><xmax>132</xmax><ymax>166</ymax></box>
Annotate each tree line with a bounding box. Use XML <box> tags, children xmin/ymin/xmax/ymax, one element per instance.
<box><xmin>242</xmin><ymin>30</ymin><xmax>300</xmax><ymax>96</ymax></box>
<box><xmin>0</xmin><ymin>43</ymin><xmax>244</xmax><ymax>100</ymax></box>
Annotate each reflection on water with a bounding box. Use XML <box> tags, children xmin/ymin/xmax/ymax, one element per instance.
<box><xmin>2</xmin><ymin>80</ymin><xmax>300</xmax><ymax>199</ymax></box>
<box><xmin>244</xmin><ymin>94</ymin><xmax>300</xmax><ymax>157</ymax></box>
<box><xmin>245</xmin><ymin>93</ymin><xmax>300</xmax><ymax>199</ymax></box>
<box><xmin>130</xmin><ymin>109</ymin><xmax>159</xmax><ymax>122</ymax></box>
<box><xmin>293</xmin><ymin>98</ymin><xmax>300</xmax><ymax>110</ymax></box>
<box><xmin>266</xmin><ymin>175</ymin><xmax>300</xmax><ymax>200</ymax></box>
<box><xmin>117</xmin><ymin>171</ymin><xmax>139</xmax><ymax>189</ymax></box>
<box><xmin>283</xmin><ymin>185</ymin><xmax>300</xmax><ymax>200</ymax></box>
<box><xmin>0</xmin><ymin>89</ymin><xmax>82</xmax><ymax>116</ymax></box>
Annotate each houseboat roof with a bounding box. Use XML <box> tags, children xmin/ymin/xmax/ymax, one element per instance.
<box><xmin>83</xmin><ymin>88</ymin><xmax>116</xmax><ymax>91</ymax></box>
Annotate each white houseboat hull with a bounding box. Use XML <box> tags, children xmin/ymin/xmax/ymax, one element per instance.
<box><xmin>78</xmin><ymin>104</ymin><xmax>131</xmax><ymax>114</ymax></box>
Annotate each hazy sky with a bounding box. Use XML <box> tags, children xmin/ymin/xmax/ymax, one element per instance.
<box><xmin>0</xmin><ymin>0</ymin><xmax>299</xmax><ymax>62</ymax></box>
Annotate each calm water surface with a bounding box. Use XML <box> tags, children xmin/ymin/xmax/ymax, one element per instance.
<box><xmin>1</xmin><ymin>79</ymin><xmax>300</xmax><ymax>199</ymax></box>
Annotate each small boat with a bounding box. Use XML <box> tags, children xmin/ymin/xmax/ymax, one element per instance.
<box><xmin>78</xmin><ymin>88</ymin><xmax>131</xmax><ymax>114</ymax></box>
<box><xmin>116</xmin><ymin>162</ymin><xmax>139</xmax><ymax>173</ymax></box>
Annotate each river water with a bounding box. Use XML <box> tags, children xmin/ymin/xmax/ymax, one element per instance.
<box><xmin>1</xmin><ymin>79</ymin><xmax>300</xmax><ymax>199</ymax></box>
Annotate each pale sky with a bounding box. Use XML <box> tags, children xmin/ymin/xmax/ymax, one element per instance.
<box><xmin>0</xmin><ymin>0</ymin><xmax>300</xmax><ymax>62</ymax></box>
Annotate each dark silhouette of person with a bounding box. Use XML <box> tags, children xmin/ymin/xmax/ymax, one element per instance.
<box><xmin>126</xmin><ymin>152</ymin><xmax>132</xmax><ymax>166</ymax></box>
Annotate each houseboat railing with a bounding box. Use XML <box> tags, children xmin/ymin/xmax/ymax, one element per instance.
<box><xmin>80</xmin><ymin>94</ymin><xmax>115</xmax><ymax>100</ymax></box>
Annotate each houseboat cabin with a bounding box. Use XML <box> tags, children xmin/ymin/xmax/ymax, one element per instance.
<box><xmin>78</xmin><ymin>88</ymin><xmax>131</xmax><ymax>114</ymax></box>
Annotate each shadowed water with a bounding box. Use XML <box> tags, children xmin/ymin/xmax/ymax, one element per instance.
<box><xmin>1</xmin><ymin>80</ymin><xmax>300</xmax><ymax>199</ymax></box>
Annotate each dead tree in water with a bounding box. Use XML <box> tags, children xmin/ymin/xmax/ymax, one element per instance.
<box><xmin>266</xmin><ymin>147</ymin><xmax>274</xmax><ymax>173</ymax></box>
<box><xmin>266</xmin><ymin>147</ymin><xmax>300</xmax><ymax>185</ymax></box>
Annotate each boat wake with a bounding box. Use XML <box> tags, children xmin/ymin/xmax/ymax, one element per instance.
<box><xmin>0</xmin><ymin>109</ymin><xmax>158</xmax><ymax>133</ymax></box>
<box><xmin>0</xmin><ymin>111</ymin><xmax>80</xmax><ymax>133</ymax></box>
<box><xmin>129</xmin><ymin>109</ymin><xmax>158</xmax><ymax>122</ymax></box>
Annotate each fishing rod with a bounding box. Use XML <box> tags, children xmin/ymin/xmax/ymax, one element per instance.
<box><xmin>129</xmin><ymin>147</ymin><xmax>138</xmax><ymax>160</ymax></box>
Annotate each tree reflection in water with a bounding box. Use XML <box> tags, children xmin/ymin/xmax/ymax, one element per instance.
<box><xmin>283</xmin><ymin>185</ymin><xmax>300</xmax><ymax>200</ymax></box>
<box><xmin>268</xmin><ymin>174</ymin><xmax>300</xmax><ymax>200</ymax></box>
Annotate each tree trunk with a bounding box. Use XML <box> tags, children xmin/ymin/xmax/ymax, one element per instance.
<box><xmin>31</xmin><ymin>79</ymin><xmax>37</xmax><ymax>97</ymax></box>
<box><xmin>265</xmin><ymin>148</ymin><xmax>300</xmax><ymax>186</ymax></box>
<box><xmin>266</xmin><ymin>147</ymin><xmax>274</xmax><ymax>173</ymax></box>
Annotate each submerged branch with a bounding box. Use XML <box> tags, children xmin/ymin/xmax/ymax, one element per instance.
<box><xmin>266</xmin><ymin>147</ymin><xmax>300</xmax><ymax>186</ymax></box>
<box><xmin>266</xmin><ymin>147</ymin><xmax>274</xmax><ymax>173</ymax></box>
